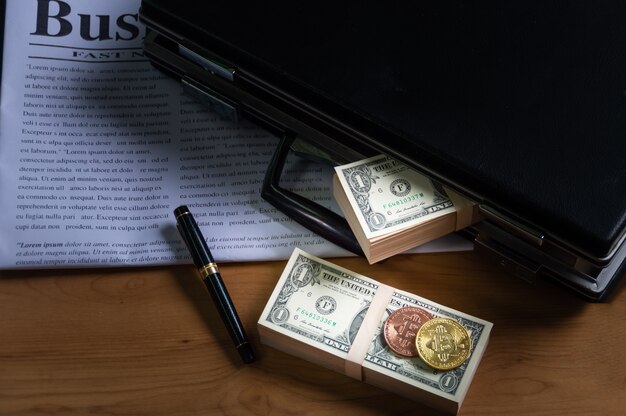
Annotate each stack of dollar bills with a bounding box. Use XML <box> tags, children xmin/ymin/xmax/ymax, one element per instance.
<box><xmin>333</xmin><ymin>155</ymin><xmax>481</xmax><ymax>263</ymax></box>
<box><xmin>258</xmin><ymin>248</ymin><xmax>493</xmax><ymax>415</ymax></box>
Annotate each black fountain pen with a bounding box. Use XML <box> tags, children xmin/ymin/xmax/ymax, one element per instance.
<box><xmin>174</xmin><ymin>205</ymin><xmax>255</xmax><ymax>364</ymax></box>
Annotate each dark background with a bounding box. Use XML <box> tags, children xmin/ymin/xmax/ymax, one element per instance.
<box><xmin>0</xmin><ymin>0</ymin><xmax>5</xmax><ymax>83</ymax></box>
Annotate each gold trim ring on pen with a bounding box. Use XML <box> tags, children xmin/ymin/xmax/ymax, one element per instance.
<box><xmin>200</xmin><ymin>263</ymin><xmax>220</xmax><ymax>277</ymax></box>
<box><xmin>175</xmin><ymin>210</ymin><xmax>191</xmax><ymax>220</ymax></box>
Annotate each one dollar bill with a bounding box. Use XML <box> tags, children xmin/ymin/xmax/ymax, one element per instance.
<box><xmin>334</xmin><ymin>155</ymin><xmax>456</xmax><ymax>239</ymax></box>
<box><xmin>258</xmin><ymin>248</ymin><xmax>493</xmax><ymax>411</ymax></box>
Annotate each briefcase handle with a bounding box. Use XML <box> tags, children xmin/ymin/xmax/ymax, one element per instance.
<box><xmin>261</xmin><ymin>133</ymin><xmax>364</xmax><ymax>257</ymax></box>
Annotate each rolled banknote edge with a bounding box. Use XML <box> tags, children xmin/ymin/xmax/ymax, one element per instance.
<box><xmin>443</xmin><ymin>186</ymin><xmax>480</xmax><ymax>231</ymax></box>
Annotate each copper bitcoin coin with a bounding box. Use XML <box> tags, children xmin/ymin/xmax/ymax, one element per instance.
<box><xmin>383</xmin><ymin>306</ymin><xmax>433</xmax><ymax>357</ymax></box>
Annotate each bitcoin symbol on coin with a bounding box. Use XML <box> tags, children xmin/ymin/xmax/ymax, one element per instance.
<box><xmin>383</xmin><ymin>306</ymin><xmax>432</xmax><ymax>357</ymax></box>
<box><xmin>416</xmin><ymin>317</ymin><xmax>472</xmax><ymax>370</ymax></box>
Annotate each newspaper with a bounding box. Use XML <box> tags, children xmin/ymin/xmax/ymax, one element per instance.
<box><xmin>0</xmin><ymin>0</ymin><xmax>472</xmax><ymax>268</ymax></box>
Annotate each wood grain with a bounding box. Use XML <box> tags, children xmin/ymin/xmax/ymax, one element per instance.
<box><xmin>1</xmin><ymin>251</ymin><xmax>624</xmax><ymax>415</ymax></box>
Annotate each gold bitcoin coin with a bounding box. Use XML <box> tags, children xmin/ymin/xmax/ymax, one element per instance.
<box><xmin>415</xmin><ymin>317</ymin><xmax>472</xmax><ymax>370</ymax></box>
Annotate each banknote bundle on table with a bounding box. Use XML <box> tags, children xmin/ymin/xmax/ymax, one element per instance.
<box><xmin>333</xmin><ymin>155</ymin><xmax>481</xmax><ymax>263</ymax></box>
<box><xmin>258</xmin><ymin>248</ymin><xmax>493</xmax><ymax>415</ymax></box>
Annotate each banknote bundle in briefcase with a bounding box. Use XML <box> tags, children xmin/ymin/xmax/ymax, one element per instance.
<box><xmin>333</xmin><ymin>154</ymin><xmax>482</xmax><ymax>264</ymax></box>
<box><xmin>139</xmin><ymin>1</ymin><xmax>626</xmax><ymax>300</ymax></box>
<box><xmin>258</xmin><ymin>248</ymin><xmax>493</xmax><ymax>415</ymax></box>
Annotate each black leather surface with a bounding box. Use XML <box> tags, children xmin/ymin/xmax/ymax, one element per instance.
<box><xmin>142</xmin><ymin>1</ymin><xmax>626</xmax><ymax>260</ymax></box>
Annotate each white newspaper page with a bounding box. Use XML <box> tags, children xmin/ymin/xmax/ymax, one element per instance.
<box><xmin>0</xmin><ymin>0</ymin><xmax>471</xmax><ymax>268</ymax></box>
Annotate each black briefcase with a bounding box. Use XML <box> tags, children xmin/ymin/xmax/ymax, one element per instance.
<box><xmin>139</xmin><ymin>1</ymin><xmax>626</xmax><ymax>301</ymax></box>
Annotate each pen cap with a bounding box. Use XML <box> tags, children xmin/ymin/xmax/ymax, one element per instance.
<box><xmin>174</xmin><ymin>205</ymin><xmax>215</xmax><ymax>267</ymax></box>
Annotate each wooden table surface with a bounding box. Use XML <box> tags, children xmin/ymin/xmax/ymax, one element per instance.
<box><xmin>1</xmin><ymin>250</ymin><xmax>624</xmax><ymax>416</ymax></box>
